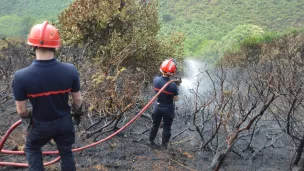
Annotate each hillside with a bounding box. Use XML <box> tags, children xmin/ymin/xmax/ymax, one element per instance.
<box><xmin>158</xmin><ymin>0</ymin><xmax>304</xmax><ymax>56</ymax></box>
<box><xmin>0</xmin><ymin>0</ymin><xmax>304</xmax><ymax>54</ymax></box>
<box><xmin>0</xmin><ymin>0</ymin><xmax>73</xmax><ymax>17</ymax></box>
<box><xmin>0</xmin><ymin>0</ymin><xmax>73</xmax><ymax>37</ymax></box>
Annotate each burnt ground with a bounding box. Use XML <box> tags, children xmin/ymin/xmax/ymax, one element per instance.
<box><xmin>0</xmin><ymin>105</ymin><xmax>296</xmax><ymax>171</ymax></box>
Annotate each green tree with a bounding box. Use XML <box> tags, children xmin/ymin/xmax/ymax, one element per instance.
<box><xmin>202</xmin><ymin>24</ymin><xmax>264</xmax><ymax>61</ymax></box>
<box><xmin>217</xmin><ymin>24</ymin><xmax>264</xmax><ymax>52</ymax></box>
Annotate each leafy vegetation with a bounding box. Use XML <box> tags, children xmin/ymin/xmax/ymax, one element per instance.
<box><xmin>241</xmin><ymin>27</ymin><xmax>304</xmax><ymax>47</ymax></box>
<box><xmin>158</xmin><ymin>0</ymin><xmax>304</xmax><ymax>56</ymax></box>
<box><xmin>0</xmin><ymin>15</ymin><xmax>30</xmax><ymax>37</ymax></box>
<box><xmin>201</xmin><ymin>24</ymin><xmax>265</xmax><ymax>61</ymax></box>
<box><xmin>0</xmin><ymin>0</ymin><xmax>73</xmax><ymax>38</ymax></box>
<box><xmin>1</xmin><ymin>0</ymin><xmax>304</xmax><ymax>58</ymax></box>
<box><xmin>0</xmin><ymin>0</ymin><xmax>73</xmax><ymax>17</ymax></box>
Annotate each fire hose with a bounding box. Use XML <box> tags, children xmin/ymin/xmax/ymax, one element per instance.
<box><xmin>0</xmin><ymin>80</ymin><xmax>176</xmax><ymax>167</ymax></box>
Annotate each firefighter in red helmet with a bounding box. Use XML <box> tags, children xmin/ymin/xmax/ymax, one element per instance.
<box><xmin>12</xmin><ymin>21</ymin><xmax>85</xmax><ymax>171</ymax></box>
<box><xmin>149</xmin><ymin>59</ymin><xmax>181</xmax><ymax>149</ymax></box>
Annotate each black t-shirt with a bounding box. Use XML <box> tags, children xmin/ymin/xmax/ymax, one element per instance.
<box><xmin>13</xmin><ymin>58</ymin><xmax>80</xmax><ymax>121</ymax></box>
<box><xmin>153</xmin><ymin>76</ymin><xmax>178</xmax><ymax>105</ymax></box>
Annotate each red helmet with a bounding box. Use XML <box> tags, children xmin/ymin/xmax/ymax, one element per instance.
<box><xmin>27</xmin><ymin>21</ymin><xmax>60</xmax><ymax>48</ymax></box>
<box><xmin>160</xmin><ymin>59</ymin><xmax>177</xmax><ymax>76</ymax></box>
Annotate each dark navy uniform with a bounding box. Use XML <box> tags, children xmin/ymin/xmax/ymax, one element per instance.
<box><xmin>12</xmin><ymin>58</ymin><xmax>79</xmax><ymax>171</ymax></box>
<box><xmin>149</xmin><ymin>76</ymin><xmax>178</xmax><ymax>146</ymax></box>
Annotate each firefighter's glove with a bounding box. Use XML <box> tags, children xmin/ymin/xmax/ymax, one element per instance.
<box><xmin>174</xmin><ymin>77</ymin><xmax>182</xmax><ymax>86</ymax></box>
<box><xmin>71</xmin><ymin>103</ymin><xmax>86</xmax><ymax>125</ymax></box>
<box><xmin>21</xmin><ymin>109</ymin><xmax>32</xmax><ymax>128</ymax></box>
